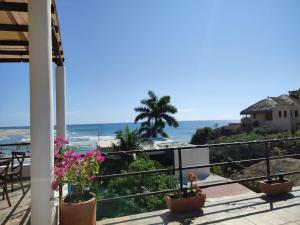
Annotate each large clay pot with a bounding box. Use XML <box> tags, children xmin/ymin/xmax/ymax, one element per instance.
<box><xmin>59</xmin><ymin>193</ymin><xmax>96</xmax><ymax>225</ymax></box>
<box><xmin>258</xmin><ymin>179</ymin><xmax>293</xmax><ymax>196</ymax></box>
<box><xmin>165</xmin><ymin>194</ymin><xmax>206</xmax><ymax>213</ymax></box>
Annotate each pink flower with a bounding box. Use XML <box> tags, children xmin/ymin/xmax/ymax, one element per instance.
<box><xmin>65</xmin><ymin>150</ymin><xmax>75</xmax><ymax>158</ymax></box>
<box><xmin>54</xmin><ymin>151</ymin><xmax>59</xmax><ymax>158</ymax></box>
<box><xmin>51</xmin><ymin>180</ymin><xmax>58</xmax><ymax>191</ymax></box>
<box><xmin>73</xmin><ymin>154</ymin><xmax>82</xmax><ymax>161</ymax></box>
<box><xmin>87</xmin><ymin>176</ymin><xmax>95</xmax><ymax>182</ymax></box>
<box><xmin>84</xmin><ymin>151</ymin><xmax>93</xmax><ymax>159</ymax></box>
<box><xmin>55</xmin><ymin>167</ymin><xmax>65</xmax><ymax>178</ymax></box>
<box><xmin>96</xmin><ymin>155</ymin><xmax>105</xmax><ymax>162</ymax></box>
<box><xmin>56</xmin><ymin>135</ymin><xmax>64</xmax><ymax>141</ymax></box>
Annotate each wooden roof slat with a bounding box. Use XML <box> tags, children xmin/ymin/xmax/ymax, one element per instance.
<box><xmin>0</xmin><ymin>50</ymin><xmax>28</xmax><ymax>55</ymax></box>
<box><xmin>0</xmin><ymin>40</ymin><xmax>29</xmax><ymax>46</ymax></box>
<box><xmin>0</xmin><ymin>23</ymin><xmax>28</xmax><ymax>32</ymax></box>
<box><xmin>0</xmin><ymin>2</ymin><xmax>55</xmax><ymax>13</ymax></box>
<box><xmin>0</xmin><ymin>0</ymin><xmax>64</xmax><ymax>65</ymax></box>
<box><xmin>0</xmin><ymin>24</ymin><xmax>59</xmax><ymax>32</ymax></box>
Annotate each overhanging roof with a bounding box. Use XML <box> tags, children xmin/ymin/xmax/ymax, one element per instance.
<box><xmin>240</xmin><ymin>95</ymin><xmax>300</xmax><ymax>115</ymax></box>
<box><xmin>0</xmin><ymin>0</ymin><xmax>64</xmax><ymax>65</ymax></box>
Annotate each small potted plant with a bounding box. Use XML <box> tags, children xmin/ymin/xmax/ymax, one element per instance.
<box><xmin>51</xmin><ymin>136</ymin><xmax>105</xmax><ymax>225</ymax></box>
<box><xmin>165</xmin><ymin>172</ymin><xmax>206</xmax><ymax>213</ymax></box>
<box><xmin>258</xmin><ymin>170</ymin><xmax>293</xmax><ymax>196</ymax></box>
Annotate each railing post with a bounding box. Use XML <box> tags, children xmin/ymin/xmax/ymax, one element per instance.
<box><xmin>178</xmin><ymin>148</ymin><xmax>183</xmax><ymax>192</ymax></box>
<box><xmin>265</xmin><ymin>142</ymin><xmax>271</xmax><ymax>182</ymax></box>
<box><xmin>59</xmin><ymin>185</ymin><xmax>62</xmax><ymax>200</ymax></box>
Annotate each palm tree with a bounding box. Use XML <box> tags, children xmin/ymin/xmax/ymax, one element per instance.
<box><xmin>101</xmin><ymin>126</ymin><xmax>142</xmax><ymax>175</ymax></box>
<box><xmin>112</xmin><ymin>126</ymin><xmax>141</xmax><ymax>151</ymax></box>
<box><xmin>134</xmin><ymin>90</ymin><xmax>178</xmax><ymax>138</ymax></box>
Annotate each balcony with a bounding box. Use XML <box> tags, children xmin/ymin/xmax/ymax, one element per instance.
<box><xmin>1</xmin><ymin>181</ymin><xmax>300</xmax><ymax>225</ymax></box>
<box><xmin>1</xmin><ymin>137</ymin><xmax>300</xmax><ymax>225</ymax></box>
<box><xmin>98</xmin><ymin>186</ymin><xmax>300</xmax><ymax>225</ymax></box>
<box><xmin>0</xmin><ymin>180</ymin><xmax>30</xmax><ymax>225</ymax></box>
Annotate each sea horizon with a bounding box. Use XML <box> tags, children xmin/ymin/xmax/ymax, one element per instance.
<box><xmin>0</xmin><ymin>119</ymin><xmax>239</xmax><ymax>130</ymax></box>
<box><xmin>0</xmin><ymin>120</ymin><xmax>239</xmax><ymax>151</ymax></box>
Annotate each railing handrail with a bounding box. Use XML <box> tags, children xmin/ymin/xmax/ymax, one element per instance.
<box><xmin>0</xmin><ymin>142</ymin><xmax>30</xmax><ymax>147</ymax></box>
<box><xmin>105</xmin><ymin>136</ymin><xmax>300</xmax><ymax>155</ymax></box>
<box><xmin>1</xmin><ymin>136</ymin><xmax>299</xmax><ymax>153</ymax></box>
<box><xmin>2</xmin><ymin>137</ymin><xmax>300</xmax><ymax>204</ymax></box>
<box><xmin>95</xmin><ymin>136</ymin><xmax>300</xmax><ymax>203</ymax></box>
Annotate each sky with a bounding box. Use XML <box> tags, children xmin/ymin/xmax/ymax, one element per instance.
<box><xmin>0</xmin><ymin>0</ymin><xmax>300</xmax><ymax>127</ymax></box>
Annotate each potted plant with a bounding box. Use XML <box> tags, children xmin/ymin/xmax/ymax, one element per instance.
<box><xmin>258</xmin><ymin>170</ymin><xmax>293</xmax><ymax>196</ymax></box>
<box><xmin>51</xmin><ymin>136</ymin><xmax>105</xmax><ymax>225</ymax></box>
<box><xmin>165</xmin><ymin>172</ymin><xmax>206</xmax><ymax>213</ymax></box>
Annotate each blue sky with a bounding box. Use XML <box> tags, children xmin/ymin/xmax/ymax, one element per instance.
<box><xmin>0</xmin><ymin>0</ymin><xmax>300</xmax><ymax>127</ymax></box>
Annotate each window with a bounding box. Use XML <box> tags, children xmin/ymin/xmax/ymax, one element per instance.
<box><xmin>265</xmin><ymin>112</ymin><xmax>273</xmax><ymax>121</ymax></box>
<box><xmin>295</xmin><ymin>110</ymin><xmax>298</xmax><ymax>118</ymax></box>
<box><xmin>284</xmin><ymin>111</ymin><xmax>287</xmax><ymax>118</ymax></box>
<box><xmin>253</xmin><ymin>114</ymin><xmax>256</xmax><ymax>119</ymax></box>
<box><xmin>279</xmin><ymin>111</ymin><xmax>282</xmax><ymax>118</ymax></box>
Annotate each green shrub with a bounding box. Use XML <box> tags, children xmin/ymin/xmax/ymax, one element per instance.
<box><xmin>94</xmin><ymin>158</ymin><xmax>177</xmax><ymax>219</ymax></box>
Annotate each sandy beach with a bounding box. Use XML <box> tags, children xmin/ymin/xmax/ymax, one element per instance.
<box><xmin>0</xmin><ymin>129</ymin><xmax>29</xmax><ymax>136</ymax></box>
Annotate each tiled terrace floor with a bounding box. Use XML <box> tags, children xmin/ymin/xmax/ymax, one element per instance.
<box><xmin>0</xmin><ymin>180</ymin><xmax>30</xmax><ymax>225</ymax></box>
<box><xmin>1</xmin><ymin>183</ymin><xmax>300</xmax><ymax>225</ymax></box>
<box><xmin>98</xmin><ymin>186</ymin><xmax>300</xmax><ymax>225</ymax></box>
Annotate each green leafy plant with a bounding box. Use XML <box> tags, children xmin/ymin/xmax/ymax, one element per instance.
<box><xmin>170</xmin><ymin>171</ymin><xmax>202</xmax><ymax>199</ymax></box>
<box><xmin>112</xmin><ymin>126</ymin><xmax>141</xmax><ymax>151</ymax></box>
<box><xmin>95</xmin><ymin>159</ymin><xmax>177</xmax><ymax>219</ymax></box>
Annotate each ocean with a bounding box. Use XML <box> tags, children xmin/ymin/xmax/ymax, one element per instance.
<box><xmin>0</xmin><ymin>120</ymin><xmax>237</xmax><ymax>152</ymax></box>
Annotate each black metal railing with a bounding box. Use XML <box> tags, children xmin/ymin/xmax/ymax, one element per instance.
<box><xmin>1</xmin><ymin>137</ymin><xmax>300</xmax><ymax>203</ymax></box>
<box><xmin>95</xmin><ymin>137</ymin><xmax>300</xmax><ymax>203</ymax></box>
<box><xmin>0</xmin><ymin>142</ymin><xmax>30</xmax><ymax>159</ymax></box>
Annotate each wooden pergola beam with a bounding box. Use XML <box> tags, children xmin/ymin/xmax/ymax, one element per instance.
<box><xmin>51</xmin><ymin>22</ymin><xmax>64</xmax><ymax>66</ymax></box>
<box><xmin>0</xmin><ymin>40</ymin><xmax>61</xmax><ymax>46</ymax></box>
<box><xmin>0</xmin><ymin>50</ymin><xmax>63</xmax><ymax>55</ymax></box>
<box><xmin>0</xmin><ymin>50</ymin><xmax>29</xmax><ymax>55</ymax></box>
<box><xmin>0</xmin><ymin>24</ymin><xmax>28</xmax><ymax>32</ymax></box>
<box><xmin>0</xmin><ymin>2</ymin><xmax>55</xmax><ymax>13</ymax></box>
<box><xmin>0</xmin><ymin>40</ymin><xmax>29</xmax><ymax>46</ymax></box>
<box><xmin>0</xmin><ymin>57</ymin><xmax>64</xmax><ymax>63</ymax></box>
<box><xmin>0</xmin><ymin>24</ymin><xmax>58</xmax><ymax>32</ymax></box>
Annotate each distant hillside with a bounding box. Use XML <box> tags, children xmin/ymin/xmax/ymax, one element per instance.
<box><xmin>230</xmin><ymin>158</ymin><xmax>300</xmax><ymax>192</ymax></box>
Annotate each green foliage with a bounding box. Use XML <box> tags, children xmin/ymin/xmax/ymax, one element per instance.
<box><xmin>190</xmin><ymin>125</ymin><xmax>300</xmax><ymax>178</ymax></box>
<box><xmin>211</xmin><ymin>166</ymin><xmax>224</xmax><ymax>177</ymax></box>
<box><xmin>134</xmin><ymin>90</ymin><xmax>178</xmax><ymax>138</ymax></box>
<box><xmin>101</xmin><ymin>126</ymin><xmax>143</xmax><ymax>175</ymax></box>
<box><xmin>210</xmin><ymin>126</ymin><xmax>292</xmax><ymax>144</ymax></box>
<box><xmin>190</xmin><ymin>127</ymin><xmax>213</xmax><ymax>145</ymax></box>
<box><xmin>113</xmin><ymin>126</ymin><xmax>141</xmax><ymax>151</ymax></box>
<box><xmin>94</xmin><ymin>159</ymin><xmax>177</xmax><ymax>219</ymax></box>
<box><xmin>272</xmin><ymin>146</ymin><xmax>287</xmax><ymax>156</ymax></box>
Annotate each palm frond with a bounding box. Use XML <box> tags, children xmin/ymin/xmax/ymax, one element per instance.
<box><xmin>161</xmin><ymin>114</ymin><xmax>179</xmax><ymax>127</ymax></box>
<box><xmin>134</xmin><ymin>107</ymin><xmax>150</xmax><ymax>113</ymax></box>
<box><xmin>134</xmin><ymin>112</ymin><xmax>151</xmax><ymax>123</ymax></box>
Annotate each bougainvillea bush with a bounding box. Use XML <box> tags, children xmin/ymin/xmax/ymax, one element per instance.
<box><xmin>51</xmin><ymin>135</ymin><xmax>105</xmax><ymax>203</ymax></box>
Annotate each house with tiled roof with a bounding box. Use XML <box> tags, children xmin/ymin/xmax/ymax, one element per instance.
<box><xmin>240</xmin><ymin>89</ymin><xmax>300</xmax><ymax>131</ymax></box>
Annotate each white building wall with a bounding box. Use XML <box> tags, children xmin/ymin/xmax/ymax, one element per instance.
<box><xmin>174</xmin><ymin>147</ymin><xmax>210</xmax><ymax>181</ymax></box>
<box><xmin>271</xmin><ymin>106</ymin><xmax>293</xmax><ymax>131</ymax></box>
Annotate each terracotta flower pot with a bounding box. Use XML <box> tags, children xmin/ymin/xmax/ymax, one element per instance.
<box><xmin>258</xmin><ymin>179</ymin><xmax>293</xmax><ymax>196</ymax></box>
<box><xmin>59</xmin><ymin>193</ymin><xmax>96</xmax><ymax>225</ymax></box>
<box><xmin>165</xmin><ymin>194</ymin><xmax>206</xmax><ymax>213</ymax></box>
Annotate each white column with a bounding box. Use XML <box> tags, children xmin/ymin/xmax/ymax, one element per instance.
<box><xmin>56</xmin><ymin>66</ymin><xmax>66</xmax><ymax>138</ymax></box>
<box><xmin>28</xmin><ymin>0</ymin><xmax>55</xmax><ymax>225</ymax></box>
